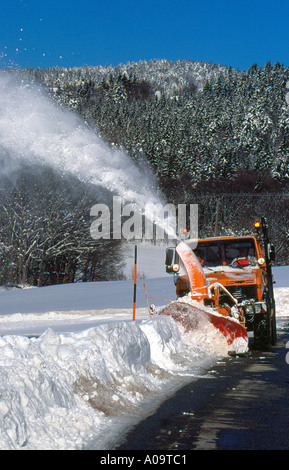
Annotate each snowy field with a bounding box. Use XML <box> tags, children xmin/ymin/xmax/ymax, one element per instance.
<box><xmin>0</xmin><ymin>264</ymin><xmax>288</xmax><ymax>450</ymax></box>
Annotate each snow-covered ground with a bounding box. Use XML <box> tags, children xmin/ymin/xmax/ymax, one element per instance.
<box><xmin>0</xmin><ymin>265</ymin><xmax>288</xmax><ymax>450</ymax></box>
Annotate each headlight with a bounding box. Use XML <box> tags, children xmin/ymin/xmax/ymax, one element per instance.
<box><xmin>254</xmin><ymin>304</ymin><xmax>262</xmax><ymax>314</ymax></box>
<box><xmin>245</xmin><ymin>305</ymin><xmax>254</xmax><ymax>315</ymax></box>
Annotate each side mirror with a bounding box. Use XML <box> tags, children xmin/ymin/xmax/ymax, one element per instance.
<box><xmin>165</xmin><ymin>247</ymin><xmax>179</xmax><ymax>273</ymax></box>
<box><xmin>165</xmin><ymin>247</ymin><xmax>174</xmax><ymax>266</ymax></box>
<box><xmin>268</xmin><ymin>244</ymin><xmax>275</xmax><ymax>262</ymax></box>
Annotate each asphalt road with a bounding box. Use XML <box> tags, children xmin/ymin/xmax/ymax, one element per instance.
<box><xmin>117</xmin><ymin>319</ymin><xmax>289</xmax><ymax>451</ymax></box>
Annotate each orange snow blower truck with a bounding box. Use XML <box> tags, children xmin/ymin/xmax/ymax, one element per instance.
<box><xmin>165</xmin><ymin>217</ymin><xmax>277</xmax><ymax>349</ymax></box>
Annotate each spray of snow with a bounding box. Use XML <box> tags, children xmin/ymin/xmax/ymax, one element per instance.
<box><xmin>0</xmin><ymin>71</ymin><xmax>176</xmax><ymax>238</ymax></box>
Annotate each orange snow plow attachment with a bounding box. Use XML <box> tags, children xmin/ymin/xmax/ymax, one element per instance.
<box><xmin>175</xmin><ymin>241</ymin><xmax>208</xmax><ymax>299</ymax></box>
<box><xmin>159</xmin><ymin>301</ymin><xmax>248</xmax><ymax>350</ymax></box>
<box><xmin>161</xmin><ymin>241</ymin><xmax>248</xmax><ymax>351</ymax></box>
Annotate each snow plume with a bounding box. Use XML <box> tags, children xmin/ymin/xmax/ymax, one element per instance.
<box><xmin>0</xmin><ymin>71</ymin><xmax>177</xmax><ymax>239</ymax></box>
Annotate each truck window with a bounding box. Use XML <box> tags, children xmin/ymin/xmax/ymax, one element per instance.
<box><xmin>190</xmin><ymin>238</ymin><xmax>258</xmax><ymax>267</ymax></box>
<box><xmin>193</xmin><ymin>243</ymin><xmax>221</xmax><ymax>267</ymax></box>
<box><xmin>224</xmin><ymin>239</ymin><xmax>257</xmax><ymax>265</ymax></box>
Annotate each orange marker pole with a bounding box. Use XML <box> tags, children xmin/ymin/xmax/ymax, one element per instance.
<box><xmin>133</xmin><ymin>245</ymin><xmax>137</xmax><ymax>321</ymax></box>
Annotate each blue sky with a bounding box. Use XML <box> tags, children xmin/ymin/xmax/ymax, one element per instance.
<box><xmin>1</xmin><ymin>0</ymin><xmax>289</xmax><ymax>70</ymax></box>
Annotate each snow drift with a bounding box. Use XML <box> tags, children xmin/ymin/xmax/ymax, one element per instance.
<box><xmin>0</xmin><ymin>283</ymin><xmax>287</xmax><ymax>449</ymax></box>
<box><xmin>0</xmin><ymin>313</ymin><xmax>230</xmax><ymax>450</ymax></box>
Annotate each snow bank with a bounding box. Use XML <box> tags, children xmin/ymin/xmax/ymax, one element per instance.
<box><xmin>275</xmin><ymin>288</ymin><xmax>289</xmax><ymax>317</ymax></box>
<box><xmin>0</xmin><ymin>314</ymin><xmax>228</xmax><ymax>450</ymax></box>
<box><xmin>0</xmin><ymin>286</ymin><xmax>287</xmax><ymax>450</ymax></box>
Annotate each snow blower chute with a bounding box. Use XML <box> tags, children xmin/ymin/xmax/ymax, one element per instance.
<box><xmin>160</xmin><ymin>241</ymin><xmax>248</xmax><ymax>351</ymax></box>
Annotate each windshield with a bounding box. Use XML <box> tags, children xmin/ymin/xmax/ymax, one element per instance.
<box><xmin>224</xmin><ymin>240</ymin><xmax>257</xmax><ymax>265</ymax></box>
<box><xmin>191</xmin><ymin>238</ymin><xmax>257</xmax><ymax>267</ymax></box>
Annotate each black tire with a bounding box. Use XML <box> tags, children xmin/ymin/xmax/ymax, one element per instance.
<box><xmin>253</xmin><ymin>311</ymin><xmax>272</xmax><ymax>349</ymax></box>
<box><xmin>268</xmin><ymin>293</ymin><xmax>277</xmax><ymax>345</ymax></box>
<box><xmin>253</xmin><ymin>294</ymin><xmax>277</xmax><ymax>349</ymax></box>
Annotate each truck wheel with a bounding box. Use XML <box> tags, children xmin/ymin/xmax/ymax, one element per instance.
<box><xmin>271</xmin><ymin>313</ymin><xmax>277</xmax><ymax>345</ymax></box>
<box><xmin>253</xmin><ymin>310</ymin><xmax>272</xmax><ymax>349</ymax></box>
<box><xmin>268</xmin><ymin>295</ymin><xmax>277</xmax><ymax>345</ymax></box>
<box><xmin>253</xmin><ymin>294</ymin><xmax>276</xmax><ymax>349</ymax></box>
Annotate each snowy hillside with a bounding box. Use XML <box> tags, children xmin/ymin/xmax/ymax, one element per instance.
<box><xmin>0</xmin><ymin>266</ymin><xmax>288</xmax><ymax>450</ymax></box>
<box><xmin>29</xmin><ymin>59</ymin><xmax>231</xmax><ymax>97</ymax></box>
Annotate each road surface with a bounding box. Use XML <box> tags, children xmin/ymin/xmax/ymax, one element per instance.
<box><xmin>118</xmin><ymin>319</ymin><xmax>289</xmax><ymax>450</ymax></box>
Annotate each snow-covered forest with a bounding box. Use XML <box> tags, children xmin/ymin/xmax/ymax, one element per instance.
<box><xmin>0</xmin><ymin>59</ymin><xmax>288</xmax><ymax>286</ymax></box>
<box><xmin>0</xmin><ymin>166</ymin><xmax>124</xmax><ymax>286</ymax></box>
<box><xmin>25</xmin><ymin>59</ymin><xmax>289</xmax><ymax>183</ymax></box>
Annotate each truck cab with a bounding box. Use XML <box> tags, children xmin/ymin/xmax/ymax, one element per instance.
<box><xmin>187</xmin><ymin>236</ymin><xmax>265</xmax><ymax>303</ymax></box>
